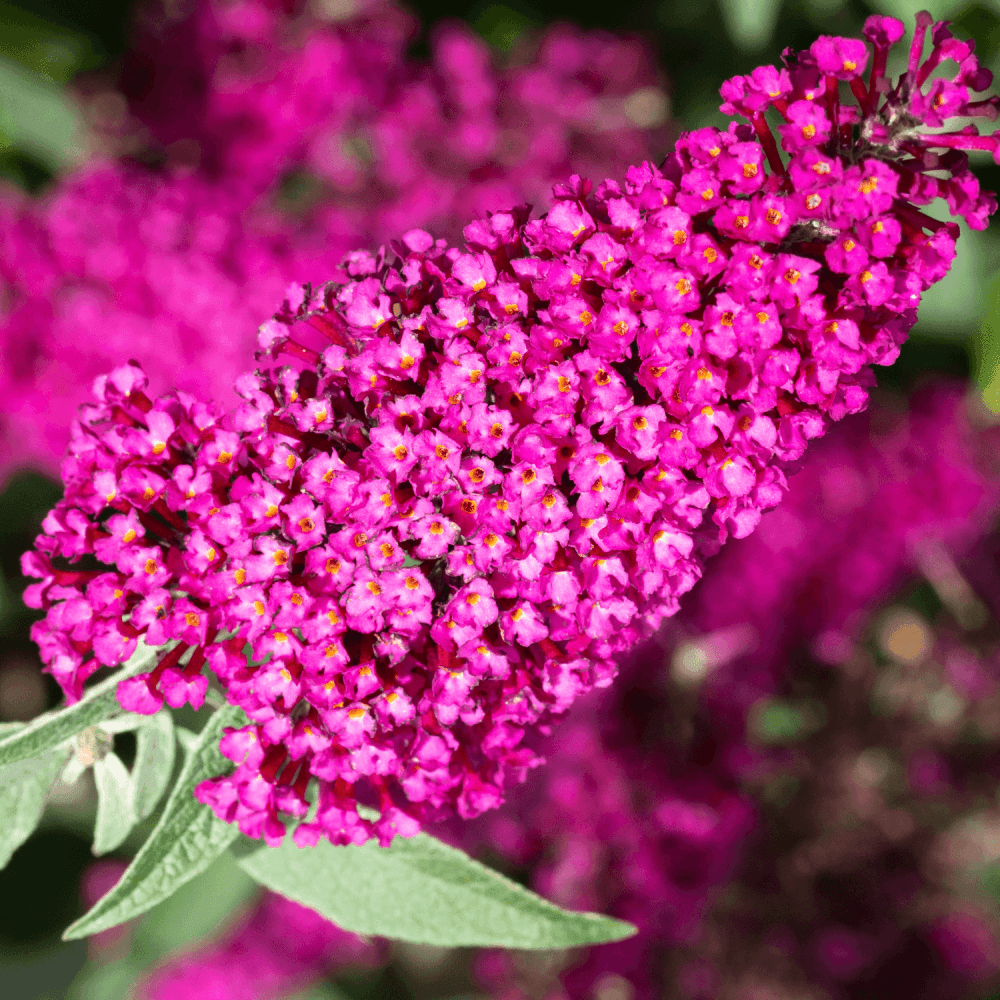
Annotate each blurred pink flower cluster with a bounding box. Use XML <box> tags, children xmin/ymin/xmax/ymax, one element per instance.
<box><xmin>138</xmin><ymin>891</ymin><xmax>383</xmax><ymax>1000</ymax></box>
<box><xmin>0</xmin><ymin>0</ymin><xmax>667</xmax><ymax>480</ymax></box>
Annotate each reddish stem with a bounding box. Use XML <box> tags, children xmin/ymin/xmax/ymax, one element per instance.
<box><xmin>750</xmin><ymin>112</ymin><xmax>787</xmax><ymax>177</ymax></box>
<box><xmin>153</xmin><ymin>500</ymin><xmax>186</xmax><ymax>531</ymax></box>
<box><xmin>908</xmin><ymin>12</ymin><xmax>932</xmax><ymax>80</ymax></box>
<box><xmin>111</xmin><ymin>406</ymin><xmax>138</xmax><ymax>428</ymax></box>
<box><xmin>52</xmin><ymin>569</ymin><xmax>101</xmax><ymax>585</ymax></box>
<box><xmin>306</xmin><ymin>313</ymin><xmax>348</xmax><ymax>347</ymax></box>
<box><xmin>268</xmin><ymin>415</ymin><xmax>304</xmax><ymax>442</ymax></box>
<box><xmin>137</xmin><ymin>512</ymin><xmax>174</xmax><ymax>542</ymax></box>
<box><xmin>183</xmin><ymin>646</ymin><xmax>207</xmax><ymax>677</ymax></box>
<box><xmin>260</xmin><ymin>745</ymin><xmax>289</xmax><ymax>783</ymax></box>
<box><xmin>292</xmin><ymin>763</ymin><xmax>312</xmax><ymax>801</ymax></box>
<box><xmin>147</xmin><ymin>642</ymin><xmax>189</xmax><ymax>689</ymax></box>
<box><xmin>825</xmin><ymin>76</ymin><xmax>840</xmax><ymax>153</ymax></box>
<box><xmin>892</xmin><ymin>199</ymin><xmax>951</xmax><ymax>233</ymax></box>
<box><xmin>966</xmin><ymin>99</ymin><xmax>1000</xmax><ymax>121</ymax></box>
<box><xmin>129</xmin><ymin>391</ymin><xmax>153</xmax><ymax>415</ymax></box>
<box><xmin>276</xmin><ymin>757</ymin><xmax>300</xmax><ymax>787</ymax></box>
<box><xmin>281</xmin><ymin>340</ymin><xmax>321</xmax><ymax>365</ymax></box>
<box><xmin>266</xmin><ymin>414</ymin><xmax>332</xmax><ymax>453</ymax></box>
<box><xmin>850</xmin><ymin>77</ymin><xmax>869</xmax><ymax>112</ymax></box>
<box><xmin>918</xmin><ymin>131</ymin><xmax>999</xmax><ymax>154</ymax></box>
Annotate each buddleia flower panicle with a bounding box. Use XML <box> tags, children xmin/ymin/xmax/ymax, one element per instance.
<box><xmin>23</xmin><ymin>13</ymin><xmax>1000</xmax><ymax>849</ymax></box>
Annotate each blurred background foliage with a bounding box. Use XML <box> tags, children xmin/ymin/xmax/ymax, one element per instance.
<box><xmin>1</xmin><ymin>0</ymin><xmax>1000</xmax><ymax>998</ymax></box>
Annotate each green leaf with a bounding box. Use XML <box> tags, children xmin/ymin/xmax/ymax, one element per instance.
<box><xmin>749</xmin><ymin>698</ymin><xmax>827</xmax><ymax>744</ymax></box>
<box><xmin>100</xmin><ymin>713</ymin><xmax>153</xmax><ymax>735</ymax></box>
<box><xmin>174</xmin><ymin>727</ymin><xmax>199</xmax><ymax>755</ymax></box>
<box><xmin>717</xmin><ymin>0</ymin><xmax>781</xmax><ymax>51</ymax></box>
<box><xmin>286</xmin><ymin>985</ymin><xmax>355</xmax><ymax>1000</ymax></box>
<box><xmin>65</xmin><ymin>851</ymin><xmax>259</xmax><ymax>1000</ymax></box>
<box><xmin>0</xmin><ymin>639</ymin><xmax>168</xmax><ymax>768</ymax></box>
<box><xmin>63</xmin><ymin>702</ymin><xmax>247</xmax><ymax>940</ymax></box>
<box><xmin>0</xmin><ymin>735</ymin><xmax>68</xmax><ymax>869</ymax></box>
<box><xmin>92</xmin><ymin>752</ymin><xmax>136</xmax><ymax>856</ymax></box>
<box><xmin>131</xmin><ymin>710</ymin><xmax>175</xmax><ymax>821</ymax></box>
<box><xmin>234</xmin><ymin>830</ymin><xmax>637</xmax><ymax>949</ymax></box>
<box><xmin>974</xmin><ymin>269</ymin><xmax>1000</xmax><ymax>414</ymax></box>
<box><xmin>127</xmin><ymin>849</ymin><xmax>258</xmax><ymax>960</ymax></box>
<box><xmin>0</xmin><ymin>52</ymin><xmax>83</xmax><ymax>168</ymax></box>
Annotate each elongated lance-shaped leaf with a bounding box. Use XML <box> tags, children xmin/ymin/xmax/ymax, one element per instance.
<box><xmin>100</xmin><ymin>713</ymin><xmax>155</xmax><ymax>735</ymax></box>
<box><xmin>63</xmin><ymin>702</ymin><xmax>247</xmax><ymax>940</ymax></box>
<box><xmin>131</xmin><ymin>709</ymin><xmax>176</xmax><ymax>821</ymax></box>
<box><xmin>174</xmin><ymin>727</ymin><xmax>199</xmax><ymax>755</ymax></box>
<box><xmin>0</xmin><ymin>638</ymin><xmax>171</xmax><ymax>768</ymax></box>
<box><xmin>92</xmin><ymin>752</ymin><xmax>136</xmax><ymax>856</ymax></box>
<box><xmin>0</xmin><ymin>723</ymin><xmax>69</xmax><ymax>870</ymax></box>
<box><xmin>234</xmin><ymin>829</ymin><xmax>637</xmax><ymax>949</ymax></box>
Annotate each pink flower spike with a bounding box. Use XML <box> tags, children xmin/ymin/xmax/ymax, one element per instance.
<box><xmin>20</xmin><ymin>12</ymin><xmax>1000</xmax><ymax>854</ymax></box>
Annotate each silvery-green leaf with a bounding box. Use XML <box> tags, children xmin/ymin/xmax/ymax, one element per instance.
<box><xmin>132</xmin><ymin>710</ymin><xmax>175</xmax><ymax>821</ymax></box>
<box><xmin>100</xmin><ymin>713</ymin><xmax>152</xmax><ymax>735</ymax></box>
<box><xmin>63</xmin><ymin>702</ymin><xmax>247</xmax><ymax>940</ymax></box>
<box><xmin>92</xmin><ymin>752</ymin><xmax>136</xmax><ymax>856</ymax></box>
<box><xmin>175</xmin><ymin>727</ymin><xmax>199</xmax><ymax>755</ymax></box>
<box><xmin>60</xmin><ymin>752</ymin><xmax>87</xmax><ymax>786</ymax></box>
<box><xmin>0</xmin><ymin>639</ymin><xmax>169</xmax><ymax>768</ymax></box>
<box><xmin>0</xmin><ymin>737</ymin><xmax>70</xmax><ymax>869</ymax></box>
<box><xmin>234</xmin><ymin>829</ymin><xmax>637</xmax><ymax>949</ymax></box>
